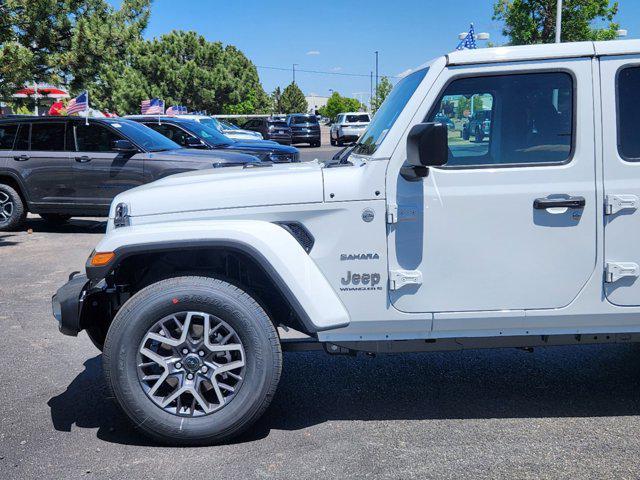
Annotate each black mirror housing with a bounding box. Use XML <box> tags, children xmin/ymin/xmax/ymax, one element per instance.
<box><xmin>406</xmin><ymin>122</ymin><xmax>448</xmax><ymax>168</ymax></box>
<box><xmin>185</xmin><ymin>136</ymin><xmax>205</xmax><ymax>148</ymax></box>
<box><xmin>112</xmin><ymin>139</ymin><xmax>137</xmax><ymax>153</ymax></box>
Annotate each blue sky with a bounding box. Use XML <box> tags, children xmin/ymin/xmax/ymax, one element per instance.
<box><xmin>112</xmin><ymin>0</ymin><xmax>639</xmax><ymax>101</ymax></box>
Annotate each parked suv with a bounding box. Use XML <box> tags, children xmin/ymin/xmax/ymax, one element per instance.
<box><xmin>128</xmin><ymin>116</ymin><xmax>299</xmax><ymax>163</ymax></box>
<box><xmin>330</xmin><ymin>112</ymin><xmax>370</xmax><ymax>146</ymax></box>
<box><xmin>242</xmin><ymin>117</ymin><xmax>292</xmax><ymax>145</ymax></box>
<box><xmin>461</xmin><ymin>109</ymin><xmax>491</xmax><ymax>142</ymax></box>
<box><xmin>286</xmin><ymin>114</ymin><xmax>321</xmax><ymax>147</ymax></box>
<box><xmin>0</xmin><ymin>117</ymin><xmax>260</xmax><ymax>230</ymax></box>
<box><xmin>54</xmin><ymin>41</ymin><xmax>640</xmax><ymax>446</ymax></box>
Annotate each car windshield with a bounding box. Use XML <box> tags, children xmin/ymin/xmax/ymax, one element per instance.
<box><xmin>353</xmin><ymin>68</ymin><xmax>429</xmax><ymax>156</ymax></box>
<box><xmin>291</xmin><ymin>116</ymin><xmax>318</xmax><ymax>125</ymax></box>
<box><xmin>109</xmin><ymin>119</ymin><xmax>181</xmax><ymax>152</ymax></box>
<box><xmin>199</xmin><ymin>117</ymin><xmax>223</xmax><ymax>130</ymax></box>
<box><xmin>185</xmin><ymin>121</ymin><xmax>234</xmax><ymax>146</ymax></box>
<box><xmin>346</xmin><ymin>114</ymin><xmax>370</xmax><ymax>123</ymax></box>
<box><xmin>269</xmin><ymin>121</ymin><xmax>288</xmax><ymax>128</ymax></box>
<box><xmin>220</xmin><ymin>121</ymin><xmax>239</xmax><ymax>130</ymax></box>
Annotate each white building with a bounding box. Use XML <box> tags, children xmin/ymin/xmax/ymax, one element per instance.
<box><xmin>305</xmin><ymin>94</ymin><xmax>329</xmax><ymax>115</ymax></box>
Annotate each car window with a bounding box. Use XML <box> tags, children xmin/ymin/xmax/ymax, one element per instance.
<box><xmin>428</xmin><ymin>72</ymin><xmax>573</xmax><ymax>167</ymax></box>
<box><xmin>346</xmin><ymin>114</ymin><xmax>370</xmax><ymax>123</ymax></box>
<box><xmin>30</xmin><ymin>122</ymin><xmax>65</xmax><ymax>151</ymax></box>
<box><xmin>0</xmin><ymin>124</ymin><xmax>18</xmax><ymax>150</ymax></box>
<box><xmin>617</xmin><ymin>66</ymin><xmax>640</xmax><ymax>160</ymax></box>
<box><xmin>146</xmin><ymin>123</ymin><xmax>191</xmax><ymax>147</ymax></box>
<box><xmin>268</xmin><ymin>121</ymin><xmax>288</xmax><ymax>128</ymax></box>
<box><xmin>107</xmin><ymin>120</ymin><xmax>180</xmax><ymax>152</ymax></box>
<box><xmin>14</xmin><ymin>124</ymin><xmax>29</xmax><ymax>150</ymax></box>
<box><xmin>74</xmin><ymin>123</ymin><xmax>122</xmax><ymax>152</ymax></box>
<box><xmin>290</xmin><ymin>116</ymin><xmax>318</xmax><ymax>125</ymax></box>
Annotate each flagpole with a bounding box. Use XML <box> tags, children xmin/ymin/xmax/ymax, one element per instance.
<box><xmin>85</xmin><ymin>90</ymin><xmax>89</xmax><ymax>126</ymax></box>
<box><xmin>159</xmin><ymin>99</ymin><xmax>162</xmax><ymax>125</ymax></box>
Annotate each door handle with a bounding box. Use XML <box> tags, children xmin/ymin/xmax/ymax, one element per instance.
<box><xmin>533</xmin><ymin>196</ymin><xmax>586</xmax><ymax>209</ymax></box>
<box><xmin>13</xmin><ymin>154</ymin><xmax>30</xmax><ymax>161</ymax></box>
<box><xmin>75</xmin><ymin>156</ymin><xmax>92</xmax><ymax>163</ymax></box>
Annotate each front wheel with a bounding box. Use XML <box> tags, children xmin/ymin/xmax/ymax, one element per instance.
<box><xmin>0</xmin><ymin>183</ymin><xmax>26</xmax><ymax>232</ymax></box>
<box><xmin>103</xmin><ymin>276</ymin><xmax>282</xmax><ymax>445</ymax></box>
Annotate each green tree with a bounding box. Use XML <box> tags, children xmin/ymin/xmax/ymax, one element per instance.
<box><xmin>318</xmin><ymin>91</ymin><xmax>363</xmax><ymax>120</ymax></box>
<box><xmin>271</xmin><ymin>87</ymin><xmax>283</xmax><ymax>113</ymax></box>
<box><xmin>493</xmin><ymin>0</ymin><xmax>619</xmax><ymax>45</ymax></box>
<box><xmin>371</xmin><ymin>76</ymin><xmax>393</xmax><ymax>113</ymax></box>
<box><xmin>0</xmin><ymin>0</ymin><xmax>151</xmax><ymax>101</ymax></box>
<box><xmin>279</xmin><ymin>82</ymin><xmax>307</xmax><ymax>114</ymax></box>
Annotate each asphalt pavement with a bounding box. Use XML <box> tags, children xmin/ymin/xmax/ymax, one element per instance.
<box><xmin>2</xmin><ymin>143</ymin><xmax>640</xmax><ymax>479</ymax></box>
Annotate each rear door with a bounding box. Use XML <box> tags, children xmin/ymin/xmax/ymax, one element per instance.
<box><xmin>26</xmin><ymin>121</ymin><xmax>74</xmax><ymax>205</ymax></box>
<box><xmin>600</xmin><ymin>55</ymin><xmax>640</xmax><ymax>305</ymax></box>
<box><xmin>72</xmin><ymin>121</ymin><xmax>145</xmax><ymax>210</ymax></box>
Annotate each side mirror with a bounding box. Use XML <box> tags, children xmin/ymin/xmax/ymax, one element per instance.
<box><xmin>112</xmin><ymin>139</ymin><xmax>137</xmax><ymax>153</ymax></box>
<box><xmin>406</xmin><ymin>122</ymin><xmax>448</xmax><ymax>174</ymax></box>
<box><xmin>185</xmin><ymin>136</ymin><xmax>206</xmax><ymax>148</ymax></box>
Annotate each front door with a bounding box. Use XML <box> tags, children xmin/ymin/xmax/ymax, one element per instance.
<box><xmin>389</xmin><ymin>58</ymin><xmax>597</xmax><ymax>314</ymax></box>
<box><xmin>600</xmin><ymin>55</ymin><xmax>640</xmax><ymax>305</ymax></box>
<box><xmin>71</xmin><ymin>122</ymin><xmax>145</xmax><ymax>212</ymax></box>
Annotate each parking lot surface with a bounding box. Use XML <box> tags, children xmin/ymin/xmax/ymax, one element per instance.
<box><xmin>2</xmin><ymin>144</ymin><xmax>640</xmax><ymax>479</ymax></box>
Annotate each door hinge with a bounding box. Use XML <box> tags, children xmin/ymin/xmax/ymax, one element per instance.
<box><xmin>389</xmin><ymin>269</ymin><xmax>423</xmax><ymax>290</ymax></box>
<box><xmin>605</xmin><ymin>262</ymin><xmax>640</xmax><ymax>283</ymax></box>
<box><xmin>605</xmin><ymin>194</ymin><xmax>638</xmax><ymax>215</ymax></box>
<box><xmin>386</xmin><ymin>204</ymin><xmax>419</xmax><ymax>224</ymax></box>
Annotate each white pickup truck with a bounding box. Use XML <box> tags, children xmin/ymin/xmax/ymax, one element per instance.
<box><xmin>53</xmin><ymin>40</ymin><xmax>640</xmax><ymax>445</ymax></box>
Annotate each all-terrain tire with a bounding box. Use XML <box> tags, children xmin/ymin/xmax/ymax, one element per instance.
<box><xmin>103</xmin><ymin>276</ymin><xmax>282</xmax><ymax>445</ymax></box>
<box><xmin>0</xmin><ymin>183</ymin><xmax>26</xmax><ymax>232</ymax></box>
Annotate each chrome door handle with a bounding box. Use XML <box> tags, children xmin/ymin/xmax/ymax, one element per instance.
<box><xmin>13</xmin><ymin>154</ymin><xmax>30</xmax><ymax>161</ymax></box>
<box><xmin>75</xmin><ymin>156</ymin><xmax>91</xmax><ymax>163</ymax></box>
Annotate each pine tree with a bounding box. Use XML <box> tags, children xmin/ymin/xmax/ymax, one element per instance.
<box><xmin>280</xmin><ymin>82</ymin><xmax>308</xmax><ymax>114</ymax></box>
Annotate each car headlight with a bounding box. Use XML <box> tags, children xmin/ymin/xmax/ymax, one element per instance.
<box><xmin>269</xmin><ymin>153</ymin><xmax>296</xmax><ymax>163</ymax></box>
<box><xmin>114</xmin><ymin>202</ymin><xmax>130</xmax><ymax>228</ymax></box>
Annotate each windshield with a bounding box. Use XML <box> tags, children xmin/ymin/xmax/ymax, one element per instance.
<box><xmin>290</xmin><ymin>115</ymin><xmax>318</xmax><ymax>125</ymax></box>
<box><xmin>199</xmin><ymin>117</ymin><xmax>223</xmax><ymax>130</ymax></box>
<box><xmin>110</xmin><ymin>119</ymin><xmax>181</xmax><ymax>152</ymax></box>
<box><xmin>186</xmin><ymin>121</ymin><xmax>233</xmax><ymax>146</ymax></box>
<box><xmin>353</xmin><ymin>68</ymin><xmax>428</xmax><ymax>156</ymax></box>
<box><xmin>220</xmin><ymin>121</ymin><xmax>239</xmax><ymax>130</ymax></box>
<box><xmin>346</xmin><ymin>114</ymin><xmax>370</xmax><ymax>123</ymax></box>
<box><xmin>268</xmin><ymin>121</ymin><xmax>288</xmax><ymax>128</ymax></box>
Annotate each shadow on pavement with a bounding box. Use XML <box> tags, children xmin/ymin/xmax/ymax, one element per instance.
<box><xmin>25</xmin><ymin>217</ymin><xmax>107</xmax><ymax>234</ymax></box>
<box><xmin>49</xmin><ymin>344</ymin><xmax>640</xmax><ymax>447</ymax></box>
<box><xmin>0</xmin><ymin>233</ymin><xmax>18</xmax><ymax>247</ymax></box>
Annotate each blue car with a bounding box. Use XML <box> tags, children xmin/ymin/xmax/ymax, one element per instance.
<box><xmin>128</xmin><ymin>116</ymin><xmax>300</xmax><ymax>163</ymax></box>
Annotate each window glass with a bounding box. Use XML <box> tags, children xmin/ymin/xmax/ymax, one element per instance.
<box><xmin>14</xmin><ymin>124</ymin><xmax>29</xmax><ymax>150</ymax></box>
<box><xmin>0</xmin><ymin>124</ymin><xmax>18</xmax><ymax>150</ymax></box>
<box><xmin>290</xmin><ymin>115</ymin><xmax>318</xmax><ymax>125</ymax></box>
<box><xmin>354</xmin><ymin>68</ymin><xmax>429</xmax><ymax>156</ymax></box>
<box><xmin>145</xmin><ymin>123</ymin><xmax>192</xmax><ymax>147</ymax></box>
<box><xmin>75</xmin><ymin>123</ymin><xmax>121</xmax><ymax>152</ymax></box>
<box><xmin>617</xmin><ymin>66</ymin><xmax>640</xmax><ymax>160</ymax></box>
<box><xmin>105</xmin><ymin>119</ymin><xmax>179</xmax><ymax>152</ymax></box>
<box><xmin>428</xmin><ymin>72</ymin><xmax>573</xmax><ymax>167</ymax></box>
<box><xmin>30</xmin><ymin>123</ymin><xmax>65</xmax><ymax>151</ymax></box>
<box><xmin>346</xmin><ymin>114</ymin><xmax>370</xmax><ymax>123</ymax></box>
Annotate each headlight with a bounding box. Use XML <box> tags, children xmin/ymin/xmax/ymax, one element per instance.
<box><xmin>269</xmin><ymin>153</ymin><xmax>295</xmax><ymax>163</ymax></box>
<box><xmin>114</xmin><ymin>202</ymin><xmax>130</xmax><ymax>228</ymax></box>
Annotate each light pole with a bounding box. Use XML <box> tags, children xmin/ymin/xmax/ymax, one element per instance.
<box><xmin>374</xmin><ymin>51</ymin><xmax>379</xmax><ymax>106</ymax></box>
<box><xmin>555</xmin><ymin>0</ymin><xmax>563</xmax><ymax>43</ymax></box>
<box><xmin>292</xmin><ymin>64</ymin><xmax>298</xmax><ymax>84</ymax></box>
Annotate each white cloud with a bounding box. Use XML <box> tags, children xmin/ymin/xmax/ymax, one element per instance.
<box><xmin>306</xmin><ymin>50</ymin><xmax>320</xmax><ymax>56</ymax></box>
<box><xmin>331</xmin><ymin>66</ymin><xmax>342</xmax><ymax>72</ymax></box>
<box><xmin>397</xmin><ymin>68</ymin><xmax>413</xmax><ymax>78</ymax></box>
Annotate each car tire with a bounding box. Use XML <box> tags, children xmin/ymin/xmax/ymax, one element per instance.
<box><xmin>103</xmin><ymin>276</ymin><xmax>282</xmax><ymax>446</ymax></box>
<box><xmin>337</xmin><ymin>137</ymin><xmax>344</xmax><ymax>147</ymax></box>
<box><xmin>330</xmin><ymin>136</ymin><xmax>336</xmax><ymax>146</ymax></box>
<box><xmin>0</xmin><ymin>183</ymin><xmax>26</xmax><ymax>232</ymax></box>
<box><xmin>462</xmin><ymin>127</ymin><xmax>469</xmax><ymax>140</ymax></box>
<box><xmin>40</xmin><ymin>213</ymin><xmax>71</xmax><ymax>225</ymax></box>
<box><xmin>475</xmin><ymin>127</ymin><xmax>484</xmax><ymax>142</ymax></box>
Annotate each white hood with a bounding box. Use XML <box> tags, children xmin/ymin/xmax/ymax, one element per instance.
<box><xmin>111</xmin><ymin>161</ymin><xmax>324</xmax><ymax>218</ymax></box>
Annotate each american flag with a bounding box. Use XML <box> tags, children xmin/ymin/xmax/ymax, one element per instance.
<box><xmin>67</xmin><ymin>91</ymin><xmax>88</xmax><ymax>114</ymax></box>
<box><xmin>166</xmin><ymin>105</ymin><xmax>188</xmax><ymax>115</ymax></box>
<box><xmin>141</xmin><ymin>98</ymin><xmax>164</xmax><ymax>115</ymax></box>
<box><xmin>456</xmin><ymin>24</ymin><xmax>477</xmax><ymax>50</ymax></box>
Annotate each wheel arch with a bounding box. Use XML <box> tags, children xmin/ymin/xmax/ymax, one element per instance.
<box><xmin>0</xmin><ymin>172</ymin><xmax>29</xmax><ymax>206</ymax></box>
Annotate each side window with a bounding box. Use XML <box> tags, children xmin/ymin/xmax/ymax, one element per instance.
<box><xmin>14</xmin><ymin>124</ymin><xmax>29</xmax><ymax>150</ymax></box>
<box><xmin>146</xmin><ymin>123</ymin><xmax>190</xmax><ymax>146</ymax></box>
<box><xmin>30</xmin><ymin>123</ymin><xmax>65</xmax><ymax>151</ymax></box>
<box><xmin>75</xmin><ymin>123</ymin><xmax>122</xmax><ymax>152</ymax></box>
<box><xmin>0</xmin><ymin>124</ymin><xmax>18</xmax><ymax>150</ymax></box>
<box><xmin>428</xmin><ymin>72</ymin><xmax>573</xmax><ymax>167</ymax></box>
<box><xmin>617</xmin><ymin>66</ymin><xmax>640</xmax><ymax>160</ymax></box>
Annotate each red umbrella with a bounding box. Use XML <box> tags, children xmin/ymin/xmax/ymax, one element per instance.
<box><xmin>13</xmin><ymin>86</ymin><xmax>69</xmax><ymax>99</ymax></box>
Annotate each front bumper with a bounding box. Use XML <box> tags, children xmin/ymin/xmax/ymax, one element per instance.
<box><xmin>291</xmin><ymin>132</ymin><xmax>320</xmax><ymax>143</ymax></box>
<box><xmin>52</xmin><ymin>273</ymin><xmax>90</xmax><ymax>336</ymax></box>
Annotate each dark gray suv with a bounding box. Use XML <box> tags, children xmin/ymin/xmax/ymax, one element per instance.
<box><xmin>0</xmin><ymin>116</ymin><xmax>260</xmax><ymax>231</ymax></box>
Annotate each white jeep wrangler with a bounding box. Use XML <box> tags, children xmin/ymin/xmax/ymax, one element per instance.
<box><xmin>53</xmin><ymin>40</ymin><xmax>640</xmax><ymax>445</ymax></box>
